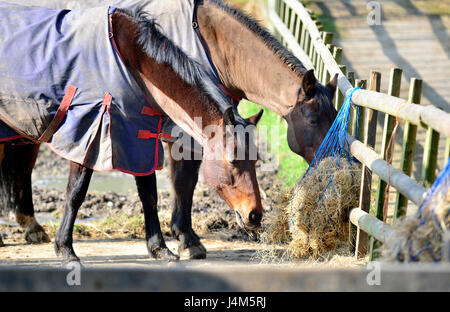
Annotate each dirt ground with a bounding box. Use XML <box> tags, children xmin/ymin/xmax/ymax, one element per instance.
<box><xmin>0</xmin><ymin>144</ymin><xmax>367</xmax><ymax>268</ymax></box>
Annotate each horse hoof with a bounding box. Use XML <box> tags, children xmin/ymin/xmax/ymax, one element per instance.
<box><xmin>54</xmin><ymin>242</ymin><xmax>80</xmax><ymax>263</ymax></box>
<box><xmin>25</xmin><ymin>227</ymin><xmax>51</xmax><ymax>244</ymax></box>
<box><xmin>0</xmin><ymin>236</ymin><xmax>4</xmax><ymax>247</ymax></box>
<box><xmin>179</xmin><ymin>243</ymin><xmax>207</xmax><ymax>260</ymax></box>
<box><xmin>25</xmin><ymin>220</ymin><xmax>50</xmax><ymax>244</ymax></box>
<box><xmin>149</xmin><ymin>247</ymin><xmax>179</xmax><ymax>261</ymax></box>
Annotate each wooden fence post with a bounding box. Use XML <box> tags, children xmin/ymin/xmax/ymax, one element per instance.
<box><xmin>284</xmin><ymin>5</ymin><xmax>292</xmax><ymax>28</ymax></box>
<box><xmin>308</xmin><ymin>18</ymin><xmax>318</xmax><ymax>68</ymax></box>
<box><xmin>288</xmin><ymin>9</ymin><xmax>297</xmax><ymax>35</ymax></box>
<box><xmin>370</xmin><ymin>68</ymin><xmax>402</xmax><ymax>259</ymax></box>
<box><xmin>324</xmin><ymin>44</ymin><xmax>334</xmax><ymax>83</ymax></box>
<box><xmin>347</xmin><ymin>71</ymin><xmax>357</xmax><ymax>253</ymax></box>
<box><xmin>394</xmin><ymin>78</ymin><xmax>422</xmax><ymax>219</ymax></box>
<box><xmin>373</xmin><ymin>68</ymin><xmax>402</xmax><ymax>219</ymax></box>
<box><xmin>299</xmin><ymin>12</ymin><xmax>309</xmax><ymax>50</ymax></box>
<box><xmin>347</xmin><ymin>72</ymin><xmax>356</xmax><ymax>136</ymax></box>
<box><xmin>422</xmin><ymin>127</ymin><xmax>440</xmax><ymax>187</ymax></box>
<box><xmin>312</xmin><ymin>25</ymin><xmax>324</xmax><ymax>71</ymax></box>
<box><xmin>332</xmin><ymin>47</ymin><xmax>343</xmax><ymax>110</ymax></box>
<box><xmin>275</xmin><ymin>0</ymin><xmax>281</xmax><ymax>15</ymax></box>
<box><xmin>355</xmin><ymin>71</ymin><xmax>380</xmax><ymax>259</ymax></box>
<box><xmin>336</xmin><ymin>65</ymin><xmax>347</xmax><ymax>111</ymax></box>
<box><xmin>319</xmin><ymin>32</ymin><xmax>333</xmax><ymax>83</ymax></box>
<box><xmin>332</xmin><ymin>46</ymin><xmax>343</xmax><ymax>66</ymax></box>
<box><xmin>355</xmin><ymin>79</ymin><xmax>367</xmax><ymax>143</ymax></box>
<box><xmin>294</xmin><ymin>14</ymin><xmax>302</xmax><ymax>43</ymax></box>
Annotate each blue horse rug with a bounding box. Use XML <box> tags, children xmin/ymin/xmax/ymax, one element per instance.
<box><xmin>0</xmin><ymin>3</ymin><xmax>170</xmax><ymax>175</ymax></box>
<box><xmin>2</xmin><ymin>0</ymin><xmax>238</xmax><ymax>158</ymax></box>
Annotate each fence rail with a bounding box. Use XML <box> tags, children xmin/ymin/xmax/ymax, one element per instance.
<box><xmin>268</xmin><ymin>0</ymin><xmax>450</xmax><ymax>259</ymax></box>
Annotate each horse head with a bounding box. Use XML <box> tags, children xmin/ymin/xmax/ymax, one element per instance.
<box><xmin>285</xmin><ymin>69</ymin><xmax>338</xmax><ymax>163</ymax></box>
<box><xmin>201</xmin><ymin>107</ymin><xmax>264</xmax><ymax>230</ymax></box>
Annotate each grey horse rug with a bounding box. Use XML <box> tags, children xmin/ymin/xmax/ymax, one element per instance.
<box><xmin>0</xmin><ymin>0</ymin><xmax>227</xmax><ymax>175</ymax></box>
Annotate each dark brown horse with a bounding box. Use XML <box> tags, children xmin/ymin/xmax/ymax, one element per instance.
<box><xmin>0</xmin><ymin>7</ymin><xmax>263</xmax><ymax>263</ymax></box>
<box><xmin>0</xmin><ymin>0</ymin><xmax>337</xmax><ymax>259</ymax></box>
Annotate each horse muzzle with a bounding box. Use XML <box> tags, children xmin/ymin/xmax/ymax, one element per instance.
<box><xmin>235</xmin><ymin>209</ymin><xmax>262</xmax><ymax>230</ymax></box>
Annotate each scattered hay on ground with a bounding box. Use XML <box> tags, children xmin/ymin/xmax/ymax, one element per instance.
<box><xmin>383</xmin><ymin>191</ymin><xmax>449</xmax><ymax>262</ymax></box>
<box><xmin>39</xmin><ymin>209</ymin><xmax>242</xmax><ymax>241</ymax></box>
<box><xmin>260</xmin><ymin>157</ymin><xmax>361</xmax><ymax>261</ymax></box>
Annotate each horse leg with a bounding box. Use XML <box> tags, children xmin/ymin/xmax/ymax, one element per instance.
<box><xmin>54</xmin><ymin>161</ymin><xmax>93</xmax><ymax>263</ymax></box>
<box><xmin>0</xmin><ymin>143</ymin><xmax>50</xmax><ymax>243</ymax></box>
<box><xmin>135</xmin><ymin>173</ymin><xmax>179</xmax><ymax>261</ymax></box>
<box><xmin>168</xmin><ymin>142</ymin><xmax>206</xmax><ymax>259</ymax></box>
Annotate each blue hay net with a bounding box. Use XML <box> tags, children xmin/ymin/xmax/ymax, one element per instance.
<box><xmin>399</xmin><ymin>157</ymin><xmax>450</xmax><ymax>262</ymax></box>
<box><xmin>288</xmin><ymin>87</ymin><xmax>361</xmax><ymax>230</ymax></box>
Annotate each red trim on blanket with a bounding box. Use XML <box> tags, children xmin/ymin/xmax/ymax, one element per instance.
<box><xmin>137</xmin><ymin>129</ymin><xmax>173</xmax><ymax>141</ymax></box>
<box><xmin>38</xmin><ymin>85</ymin><xmax>77</xmax><ymax>142</ymax></box>
<box><xmin>0</xmin><ymin>85</ymin><xmax>76</xmax><ymax>143</ymax></box>
<box><xmin>0</xmin><ymin>135</ymin><xmax>23</xmax><ymax>142</ymax></box>
<box><xmin>141</xmin><ymin>106</ymin><xmax>159</xmax><ymax>116</ymax></box>
<box><xmin>112</xmin><ymin>114</ymin><xmax>164</xmax><ymax>176</ymax></box>
<box><xmin>152</xmin><ymin>117</ymin><xmax>162</xmax><ymax>173</ymax></box>
<box><xmin>102</xmin><ymin>93</ymin><xmax>112</xmax><ymax>109</ymax></box>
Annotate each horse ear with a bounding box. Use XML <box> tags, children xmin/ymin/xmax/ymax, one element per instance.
<box><xmin>302</xmin><ymin>69</ymin><xmax>316</xmax><ymax>95</ymax></box>
<box><xmin>223</xmin><ymin>107</ymin><xmax>235</xmax><ymax>128</ymax></box>
<box><xmin>326</xmin><ymin>73</ymin><xmax>338</xmax><ymax>95</ymax></box>
<box><xmin>246</xmin><ymin>109</ymin><xmax>264</xmax><ymax>125</ymax></box>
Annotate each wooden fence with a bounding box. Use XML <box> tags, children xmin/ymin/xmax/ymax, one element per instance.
<box><xmin>268</xmin><ymin>0</ymin><xmax>450</xmax><ymax>259</ymax></box>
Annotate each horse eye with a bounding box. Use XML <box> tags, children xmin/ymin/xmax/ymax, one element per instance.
<box><xmin>301</xmin><ymin>109</ymin><xmax>319</xmax><ymax>126</ymax></box>
<box><xmin>309</xmin><ymin>117</ymin><xmax>319</xmax><ymax>126</ymax></box>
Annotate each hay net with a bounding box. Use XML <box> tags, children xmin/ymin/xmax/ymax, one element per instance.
<box><xmin>386</xmin><ymin>157</ymin><xmax>450</xmax><ymax>263</ymax></box>
<box><xmin>257</xmin><ymin>87</ymin><xmax>362</xmax><ymax>261</ymax></box>
<box><xmin>288</xmin><ymin>87</ymin><xmax>362</xmax><ymax>230</ymax></box>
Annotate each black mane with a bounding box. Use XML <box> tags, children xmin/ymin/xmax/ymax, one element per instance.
<box><xmin>118</xmin><ymin>8</ymin><xmax>236</xmax><ymax>119</ymax></box>
<box><xmin>209</xmin><ymin>1</ymin><xmax>335</xmax><ymax>115</ymax></box>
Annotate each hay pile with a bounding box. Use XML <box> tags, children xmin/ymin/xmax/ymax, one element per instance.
<box><xmin>262</xmin><ymin>157</ymin><xmax>361</xmax><ymax>260</ymax></box>
<box><xmin>384</xmin><ymin>190</ymin><xmax>449</xmax><ymax>262</ymax></box>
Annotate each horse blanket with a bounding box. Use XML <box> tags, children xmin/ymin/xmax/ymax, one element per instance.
<box><xmin>0</xmin><ymin>0</ymin><xmax>223</xmax><ymax>175</ymax></box>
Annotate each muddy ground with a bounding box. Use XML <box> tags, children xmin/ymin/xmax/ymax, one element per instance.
<box><xmin>1</xmin><ymin>144</ymin><xmax>365</xmax><ymax>267</ymax></box>
<box><xmin>30</xmin><ymin>144</ymin><xmax>283</xmax><ymax>240</ymax></box>
<box><xmin>0</xmin><ymin>144</ymin><xmax>277</xmax><ymax>261</ymax></box>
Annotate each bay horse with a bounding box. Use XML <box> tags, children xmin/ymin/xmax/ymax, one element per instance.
<box><xmin>0</xmin><ymin>4</ymin><xmax>263</xmax><ymax>263</ymax></box>
<box><xmin>0</xmin><ymin>0</ymin><xmax>338</xmax><ymax>259</ymax></box>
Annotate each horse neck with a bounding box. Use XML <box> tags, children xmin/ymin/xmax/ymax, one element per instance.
<box><xmin>197</xmin><ymin>1</ymin><xmax>302</xmax><ymax>117</ymax></box>
<box><xmin>111</xmin><ymin>10</ymin><xmax>223</xmax><ymax>146</ymax></box>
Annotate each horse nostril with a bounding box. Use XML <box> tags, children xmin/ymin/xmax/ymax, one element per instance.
<box><xmin>248</xmin><ymin>210</ymin><xmax>262</xmax><ymax>225</ymax></box>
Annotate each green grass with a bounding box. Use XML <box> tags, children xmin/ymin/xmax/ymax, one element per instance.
<box><xmin>238</xmin><ymin>100</ymin><xmax>308</xmax><ymax>187</ymax></box>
